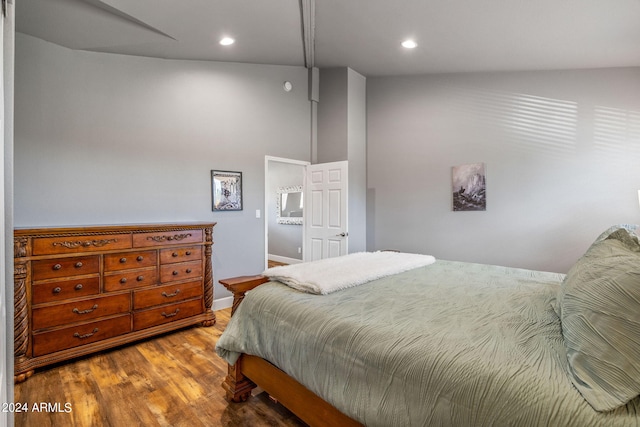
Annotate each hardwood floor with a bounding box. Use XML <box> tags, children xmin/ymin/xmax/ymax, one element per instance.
<box><xmin>14</xmin><ymin>308</ymin><xmax>306</xmax><ymax>427</ymax></box>
<box><xmin>267</xmin><ymin>260</ymin><xmax>288</xmax><ymax>268</ymax></box>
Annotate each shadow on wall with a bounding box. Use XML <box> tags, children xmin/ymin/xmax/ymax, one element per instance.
<box><xmin>448</xmin><ymin>86</ymin><xmax>640</xmax><ymax>163</ymax></box>
<box><xmin>449</xmin><ymin>87</ymin><xmax>579</xmax><ymax>155</ymax></box>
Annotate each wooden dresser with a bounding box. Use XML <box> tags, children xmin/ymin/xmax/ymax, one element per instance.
<box><xmin>13</xmin><ymin>222</ymin><xmax>216</xmax><ymax>382</ymax></box>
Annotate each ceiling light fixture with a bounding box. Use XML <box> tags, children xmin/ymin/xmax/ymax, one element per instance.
<box><xmin>401</xmin><ymin>39</ymin><xmax>418</xmax><ymax>49</ymax></box>
<box><xmin>220</xmin><ymin>37</ymin><xmax>235</xmax><ymax>46</ymax></box>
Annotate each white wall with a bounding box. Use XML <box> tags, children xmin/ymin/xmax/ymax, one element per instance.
<box><xmin>14</xmin><ymin>34</ymin><xmax>311</xmax><ymax>300</ymax></box>
<box><xmin>367</xmin><ymin>68</ymin><xmax>640</xmax><ymax>273</ymax></box>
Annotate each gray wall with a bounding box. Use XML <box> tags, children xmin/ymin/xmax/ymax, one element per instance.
<box><xmin>267</xmin><ymin>160</ymin><xmax>304</xmax><ymax>260</ymax></box>
<box><xmin>2</xmin><ymin>3</ymin><xmax>15</xmax><ymax>425</ymax></box>
<box><xmin>367</xmin><ymin>67</ymin><xmax>640</xmax><ymax>273</ymax></box>
<box><xmin>346</xmin><ymin>69</ymin><xmax>367</xmax><ymax>253</ymax></box>
<box><xmin>318</xmin><ymin>68</ymin><xmax>348</xmax><ymax>163</ymax></box>
<box><xmin>317</xmin><ymin>67</ymin><xmax>367</xmax><ymax>253</ymax></box>
<box><xmin>14</xmin><ymin>34</ymin><xmax>311</xmax><ymax>301</ymax></box>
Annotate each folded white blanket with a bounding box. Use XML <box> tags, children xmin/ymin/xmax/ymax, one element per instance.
<box><xmin>263</xmin><ymin>251</ymin><xmax>436</xmax><ymax>294</ymax></box>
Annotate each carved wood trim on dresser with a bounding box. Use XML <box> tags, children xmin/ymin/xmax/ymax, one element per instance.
<box><xmin>13</xmin><ymin>222</ymin><xmax>216</xmax><ymax>382</ymax></box>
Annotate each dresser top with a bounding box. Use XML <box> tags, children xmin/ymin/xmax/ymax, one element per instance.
<box><xmin>14</xmin><ymin>222</ymin><xmax>216</xmax><ymax>237</ymax></box>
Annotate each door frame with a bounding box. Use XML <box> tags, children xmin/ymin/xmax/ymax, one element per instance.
<box><xmin>264</xmin><ymin>156</ymin><xmax>310</xmax><ymax>270</ymax></box>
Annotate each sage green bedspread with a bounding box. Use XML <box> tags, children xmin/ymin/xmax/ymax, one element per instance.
<box><xmin>216</xmin><ymin>260</ymin><xmax>640</xmax><ymax>426</ymax></box>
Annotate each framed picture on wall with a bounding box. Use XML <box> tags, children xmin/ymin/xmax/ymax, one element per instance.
<box><xmin>452</xmin><ymin>163</ymin><xmax>486</xmax><ymax>211</ymax></box>
<box><xmin>211</xmin><ymin>170</ymin><xmax>243</xmax><ymax>211</ymax></box>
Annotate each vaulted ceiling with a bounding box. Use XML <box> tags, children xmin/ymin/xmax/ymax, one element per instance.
<box><xmin>15</xmin><ymin>0</ymin><xmax>640</xmax><ymax>77</ymax></box>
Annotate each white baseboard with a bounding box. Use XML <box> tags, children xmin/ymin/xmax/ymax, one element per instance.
<box><xmin>213</xmin><ymin>296</ymin><xmax>233</xmax><ymax>311</ymax></box>
<box><xmin>268</xmin><ymin>254</ymin><xmax>303</xmax><ymax>265</ymax></box>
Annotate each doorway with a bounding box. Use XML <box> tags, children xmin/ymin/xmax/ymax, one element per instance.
<box><xmin>264</xmin><ymin>156</ymin><xmax>309</xmax><ymax>270</ymax></box>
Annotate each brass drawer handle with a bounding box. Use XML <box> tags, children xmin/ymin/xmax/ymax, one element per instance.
<box><xmin>53</xmin><ymin>239</ymin><xmax>117</xmax><ymax>249</ymax></box>
<box><xmin>120</xmin><ymin>257</ymin><xmax>127</xmax><ymax>263</ymax></box>
<box><xmin>168</xmin><ymin>234</ymin><xmax>188</xmax><ymax>241</ymax></box>
<box><xmin>161</xmin><ymin>289</ymin><xmax>181</xmax><ymax>298</ymax></box>
<box><xmin>53</xmin><ymin>287</ymin><xmax>62</xmax><ymax>294</ymax></box>
<box><xmin>120</xmin><ymin>278</ymin><xmax>127</xmax><ymax>284</ymax></box>
<box><xmin>137</xmin><ymin>256</ymin><xmax>144</xmax><ymax>261</ymax></box>
<box><xmin>75</xmin><ymin>284</ymin><xmax>83</xmax><ymax>290</ymax></box>
<box><xmin>75</xmin><ymin>262</ymin><xmax>83</xmax><ymax>268</ymax></box>
<box><xmin>74</xmin><ymin>328</ymin><xmax>99</xmax><ymax>340</ymax></box>
<box><xmin>72</xmin><ymin>304</ymin><xmax>98</xmax><ymax>315</ymax></box>
<box><xmin>53</xmin><ymin>264</ymin><xmax>62</xmax><ymax>270</ymax></box>
<box><xmin>136</xmin><ymin>275</ymin><xmax>144</xmax><ymax>282</ymax></box>
<box><xmin>161</xmin><ymin>308</ymin><xmax>180</xmax><ymax>318</ymax></box>
<box><xmin>147</xmin><ymin>233</ymin><xmax>192</xmax><ymax>243</ymax></box>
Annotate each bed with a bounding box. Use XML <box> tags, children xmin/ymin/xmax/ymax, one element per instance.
<box><xmin>216</xmin><ymin>226</ymin><xmax>640</xmax><ymax>426</ymax></box>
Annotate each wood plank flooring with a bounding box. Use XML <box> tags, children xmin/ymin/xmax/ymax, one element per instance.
<box><xmin>14</xmin><ymin>308</ymin><xmax>306</xmax><ymax>427</ymax></box>
<box><xmin>267</xmin><ymin>260</ymin><xmax>288</xmax><ymax>268</ymax></box>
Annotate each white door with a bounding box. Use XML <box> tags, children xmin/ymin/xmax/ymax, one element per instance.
<box><xmin>304</xmin><ymin>161</ymin><xmax>348</xmax><ymax>261</ymax></box>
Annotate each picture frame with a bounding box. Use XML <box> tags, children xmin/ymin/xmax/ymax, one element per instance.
<box><xmin>452</xmin><ymin>162</ymin><xmax>486</xmax><ymax>211</ymax></box>
<box><xmin>276</xmin><ymin>185</ymin><xmax>303</xmax><ymax>225</ymax></box>
<box><xmin>211</xmin><ymin>170</ymin><xmax>243</xmax><ymax>211</ymax></box>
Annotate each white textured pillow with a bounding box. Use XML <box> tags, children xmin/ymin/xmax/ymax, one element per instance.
<box><xmin>559</xmin><ymin>229</ymin><xmax>640</xmax><ymax>411</ymax></box>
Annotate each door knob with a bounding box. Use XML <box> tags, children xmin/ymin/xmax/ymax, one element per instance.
<box><xmin>336</xmin><ymin>232</ymin><xmax>349</xmax><ymax>237</ymax></box>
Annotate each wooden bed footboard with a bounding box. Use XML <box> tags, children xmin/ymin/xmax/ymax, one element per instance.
<box><xmin>219</xmin><ymin>275</ymin><xmax>270</xmax><ymax>316</ymax></box>
<box><xmin>219</xmin><ymin>275</ymin><xmax>363</xmax><ymax>427</ymax></box>
<box><xmin>219</xmin><ymin>275</ymin><xmax>269</xmax><ymax>403</ymax></box>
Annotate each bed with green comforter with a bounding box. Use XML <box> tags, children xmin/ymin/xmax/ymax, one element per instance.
<box><xmin>217</xmin><ymin>231</ymin><xmax>640</xmax><ymax>426</ymax></box>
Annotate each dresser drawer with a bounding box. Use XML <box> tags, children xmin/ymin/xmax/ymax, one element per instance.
<box><xmin>160</xmin><ymin>246</ymin><xmax>202</xmax><ymax>264</ymax></box>
<box><xmin>32</xmin><ymin>256</ymin><xmax>100</xmax><ymax>281</ymax></box>
<box><xmin>104</xmin><ymin>250</ymin><xmax>157</xmax><ymax>272</ymax></box>
<box><xmin>133</xmin><ymin>298</ymin><xmax>203</xmax><ymax>331</ymax></box>
<box><xmin>32</xmin><ymin>315</ymin><xmax>131</xmax><ymax>357</ymax></box>
<box><xmin>160</xmin><ymin>260</ymin><xmax>202</xmax><ymax>283</ymax></box>
<box><xmin>13</xmin><ymin>223</ymin><xmax>215</xmax><ymax>381</ymax></box>
<box><xmin>32</xmin><ymin>293</ymin><xmax>131</xmax><ymax>330</ymax></box>
<box><xmin>32</xmin><ymin>276</ymin><xmax>100</xmax><ymax>305</ymax></box>
<box><xmin>133</xmin><ymin>281</ymin><xmax>202</xmax><ymax>310</ymax></box>
<box><xmin>133</xmin><ymin>229</ymin><xmax>203</xmax><ymax>248</ymax></box>
<box><xmin>32</xmin><ymin>233</ymin><xmax>131</xmax><ymax>255</ymax></box>
<box><xmin>104</xmin><ymin>267</ymin><xmax>158</xmax><ymax>292</ymax></box>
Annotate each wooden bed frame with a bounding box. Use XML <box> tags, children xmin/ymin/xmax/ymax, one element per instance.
<box><xmin>219</xmin><ymin>275</ymin><xmax>363</xmax><ymax>427</ymax></box>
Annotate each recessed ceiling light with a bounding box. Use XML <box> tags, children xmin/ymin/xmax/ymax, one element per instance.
<box><xmin>220</xmin><ymin>37</ymin><xmax>235</xmax><ymax>46</ymax></box>
<box><xmin>401</xmin><ymin>39</ymin><xmax>418</xmax><ymax>49</ymax></box>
